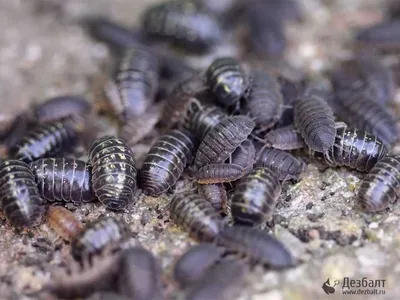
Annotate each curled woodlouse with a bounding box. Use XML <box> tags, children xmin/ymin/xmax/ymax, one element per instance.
<box><xmin>71</xmin><ymin>216</ymin><xmax>130</xmax><ymax>260</ymax></box>
<box><xmin>47</xmin><ymin>206</ymin><xmax>83</xmax><ymax>242</ymax></box>
<box><xmin>254</xmin><ymin>146</ymin><xmax>306</xmax><ymax>181</ymax></box>
<box><xmin>183</xmin><ymin>103</ymin><xmax>227</xmax><ymax>140</ymax></box>
<box><xmin>9</xmin><ymin>119</ymin><xmax>78</xmax><ymax>164</ymax></box>
<box><xmin>264</xmin><ymin>125</ymin><xmax>306</xmax><ymax>150</ymax></box>
<box><xmin>0</xmin><ymin>160</ymin><xmax>43</xmax><ymax>227</ymax></box>
<box><xmin>141</xmin><ymin>0</ymin><xmax>222</xmax><ymax>53</ymax></box>
<box><xmin>356</xmin><ymin>20</ymin><xmax>400</xmax><ymax>50</ymax></box>
<box><xmin>169</xmin><ymin>192</ymin><xmax>223</xmax><ymax>242</ymax></box>
<box><xmin>198</xmin><ymin>183</ymin><xmax>228</xmax><ymax>212</ymax></box>
<box><xmin>194</xmin><ymin>116</ymin><xmax>255</xmax><ymax>168</ymax></box>
<box><xmin>30</xmin><ymin>158</ymin><xmax>94</xmax><ymax>205</ymax></box>
<box><xmin>316</xmin><ymin>127</ymin><xmax>388</xmax><ymax>172</ymax></box>
<box><xmin>356</xmin><ymin>155</ymin><xmax>400</xmax><ymax>212</ymax></box>
<box><xmin>242</xmin><ymin>70</ymin><xmax>283</xmax><ymax>130</ymax></box>
<box><xmin>34</xmin><ymin>95</ymin><xmax>91</xmax><ymax>123</ymax></box>
<box><xmin>196</xmin><ymin>163</ymin><xmax>244</xmax><ymax>184</ymax></box>
<box><xmin>216</xmin><ymin>226</ymin><xmax>294</xmax><ymax>268</ymax></box>
<box><xmin>294</xmin><ymin>92</ymin><xmax>336</xmax><ymax>153</ymax></box>
<box><xmin>139</xmin><ymin>129</ymin><xmax>197</xmax><ymax>196</ymax></box>
<box><xmin>231</xmin><ymin>167</ymin><xmax>281</xmax><ymax>226</ymax></box>
<box><xmin>205</xmin><ymin>57</ymin><xmax>249</xmax><ymax>108</ymax></box>
<box><xmin>186</xmin><ymin>259</ymin><xmax>246</xmax><ymax>300</ymax></box>
<box><xmin>88</xmin><ymin>136</ymin><xmax>137</xmax><ymax>210</ymax></box>
<box><xmin>117</xmin><ymin>247</ymin><xmax>162</xmax><ymax>300</ymax></box>
<box><xmin>174</xmin><ymin>243</ymin><xmax>223</xmax><ymax>288</ymax></box>
<box><xmin>230</xmin><ymin>139</ymin><xmax>255</xmax><ymax>173</ymax></box>
<box><xmin>106</xmin><ymin>47</ymin><xmax>159</xmax><ymax>120</ymax></box>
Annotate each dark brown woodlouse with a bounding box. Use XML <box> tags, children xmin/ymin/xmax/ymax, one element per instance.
<box><xmin>230</xmin><ymin>139</ymin><xmax>256</xmax><ymax>173</ymax></box>
<box><xmin>9</xmin><ymin>119</ymin><xmax>78</xmax><ymax>164</ymax></box>
<box><xmin>139</xmin><ymin>129</ymin><xmax>197</xmax><ymax>196</ymax></box>
<box><xmin>174</xmin><ymin>243</ymin><xmax>223</xmax><ymax>288</ymax></box>
<box><xmin>71</xmin><ymin>216</ymin><xmax>130</xmax><ymax>260</ymax></box>
<box><xmin>169</xmin><ymin>192</ymin><xmax>223</xmax><ymax>242</ymax></box>
<box><xmin>194</xmin><ymin>116</ymin><xmax>255</xmax><ymax>168</ymax></box>
<box><xmin>294</xmin><ymin>91</ymin><xmax>336</xmax><ymax>153</ymax></box>
<box><xmin>106</xmin><ymin>47</ymin><xmax>159</xmax><ymax>120</ymax></box>
<box><xmin>30</xmin><ymin>158</ymin><xmax>94</xmax><ymax>205</ymax></box>
<box><xmin>315</xmin><ymin>127</ymin><xmax>388</xmax><ymax>172</ymax></box>
<box><xmin>88</xmin><ymin>136</ymin><xmax>137</xmax><ymax>210</ymax></box>
<box><xmin>47</xmin><ymin>206</ymin><xmax>83</xmax><ymax>242</ymax></box>
<box><xmin>34</xmin><ymin>95</ymin><xmax>91</xmax><ymax>123</ymax></box>
<box><xmin>356</xmin><ymin>155</ymin><xmax>400</xmax><ymax>212</ymax></box>
<box><xmin>264</xmin><ymin>125</ymin><xmax>306</xmax><ymax>150</ymax></box>
<box><xmin>117</xmin><ymin>247</ymin><xmax>162</xmax><ymax>300</ymax></box>
<box><xmin>356</xmin><ymin>20</ymin><xmax>400</xmax><ymax>51</ymax></box>
<box><xmin>141</xmin><ymin>0</ymin><xmax>222</xmax><ymax>53</ymax></box>
<box><xmin>0</xmin><ymin>160</ymin><xmax>43</xmax><ymax>227</ymax></box>
<box><xmin>195</xmin><ymin>163</ymin><xmax>244</xmax><ymax>184</ymax></box>
<box><xmin>186</xmin><ymin>259</ymin><xmax>247</xmax><ymax>300</ymax></box>
<box><xmin>216</xmin><ymin>226</ymin><xmax>294</xmax><ymax>268</ymax></box>
<box><xmin>254</xmin><ymin>146</ymin><xmax>307</xmax><ymax>181</ymax></box>
<box><xmin>197</xmin><ymin>183</ymin><xmax>228</xmax><ymax>212</ymax></box>
<box><xmin>231</xmin><ymin>167</ymin><xmax>281</xmax><ymax>226</ymax></box>
<box><xmin>205</xmin><ymin>57</ymin><xmax>249</xmax><ymax>108</ymax></box>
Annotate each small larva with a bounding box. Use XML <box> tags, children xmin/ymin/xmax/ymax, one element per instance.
<box><xmin>47</xmin><ymin>206</ymin><xmax>83</xmax><ymax>242</ymax></box>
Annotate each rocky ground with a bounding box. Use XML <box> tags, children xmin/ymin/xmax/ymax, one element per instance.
<box><xmin>0</xmin><ymin>0</ymin><xmax>399</xmax><ymax>299</ymax></box>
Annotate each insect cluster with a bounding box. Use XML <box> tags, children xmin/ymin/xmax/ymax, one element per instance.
<box><xmin>2</xmin><ymin>0</ymin><xmax>400</xmax><ymax>299</ymax></box>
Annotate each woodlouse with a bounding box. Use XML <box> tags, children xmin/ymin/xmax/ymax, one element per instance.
<box><xmin>230</xmin><ymin>139</ymin><xmax>256</xmax><ymax>173</ymax></box>
<box><xmin>169</xmin><ymin>192</ymin><xmax>223</xmax><ymax>242</ymax></box>
<box><xmin>195</xmin><ymin>163</ymin><xmax>244</xmax><ymax>184</ymax></box>
<box><xmin>194</xmin><ymin>116</ymin><xmax>255</xmax><ymax>168</ymax></box>
<box><xmin>316</xmin><ymin>127</ymin><xmax>388</xmax><ymax>172</ymax></box>
<box><xmin>106</xmin><ymin>47</ymin><xmax>159</xmax><ymax>120</ymax></box>
<box><xmin>71</xmin><ymin>216</ymin><xmax>130</xmax><ymax>260</ymax></box>
<box><xmin>141</xmin><ymin>0</ymin><xmax>222</xmax><ymax>53</ymax></box>
<box><xmin>264</xmin><ymin>125</ymin><xmax>306</xmax><ymax>150</ymax></box>
<box><xmin>30</xmin><ymin>158</ymin><xmax>94</xmax><ymax>205</ymax></box>
<box><xmin>205</xmin><ymin>57</ymin><xmax>249</xmax><ymax>108</ymax></box>
<box><xmin>47</xmin><ymin>206</ymin><xmax>83</xmax><ymax>242</ymax></box>
<box><xmin>9</xmin><ymin>119</ymin><xmax>78</xmax><ymax>164</ymax></box>
<box><xmin>0</xmin><ymin>112</ymin><xmax>30</xmax><ymax>153</ymax></box>
<box><xmin>356</xmin><ymin>155</ymin><xmax>400</xmax><ymax>212</ymax></box>
<box><xmin>216</xmin><ymin>226</ymin><xmax>294</xmax><ymax>268</ymax></box>
<box><xmin>117</xmin><ymin>247</ymin><xmax>162</xmax><ymax>300</ymax></box>
<box><xmin>242</xmin><ymin>70</ymin><xmax>283</xmax><ymax>130</ymax></box>
<box><xmin>88</xmin><ymin>136</ymin><xmax>137</xmax><ymax>210</ymax></box>
<box><xmin>197</xmin><ymin>183</ymin><xmax>228</xmax><ymax>212</ymax></box>
<box><xmin>139</xmin><ymin>129</ymin><xmax>197</xmax><ymax>196</ymax></box>
<box><xmin>0</xmin><ymin>160</ymin><xmax>43</xmax><ymax>227</ymax></box>
<box><xmin>231</xmin><ymin>167</ymin><xmax>281</xmax><ymax>226</ymax></box>
<box><xmin>294</xmin><ymin>91</ymin><xmax>336</xmax><ymax>153</ymax></box>
<box><xmin>254</xmin><ymin>146</ymin><xmax>306</xmax><ymax>181</ymax></box>
<box><xmin>356</xmin><ymin>20</ymin><xmax>400</xmax><ymax>51</ymax></box>
<box><xmin>174</xmin><ymin>243</ymin><xmax>223</xmax><ymax>288</ymax></box>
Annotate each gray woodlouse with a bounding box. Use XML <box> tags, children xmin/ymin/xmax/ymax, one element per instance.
<box><xmin>316</xmin><ymin>127</ymin><xmax>388</xmax><ymax>172</ymax></box>
<box><xmin>47</xmin><ymin>206</ymin><xmax>83</xmax><ymax>242</ymax></box>
<box><xmin>197</xmin><ymin>183</ymin><xmax>228</xmax><ymax>212</ymax></box>
<box><xmin>186</xmin><ymin>259</ymin><xmax>246</xmax><ymax>300</ymax></box>
<box><xmin>30</xmin><ymin>158</ymin><xmax>94</xmax><ymax>205</ymax></box>
<box><xmin>356</xmin><ymin>20</ymin><xmax>400</xmax><ymax>51</ymax></box>
<box><xmin>195</xmin><ymin>163</ymin><xmax>244</xmax><ymax>184</ymax></box>
<box><xmin>356</xmin><ymin>155</ymin><xmax>400</xmax><ymax>212</ymax></box>
<box><xmin>169</xmin><ymin>192</ymin><xmax>223</xmax><ymax>242</ymax></box>
<box><xmin>9</xmin><ymin>119</ymin><xmax>78</xmax><ymax>164</ymax></box>
<box><xmin>254</xmin><ymin>146</ymin><xmax>307</xmax><ymax>181</ymax></box>
<box><xmin>174</xmin><ymin>243</ymin><xmax>223</xmax><ymax>288</ymax></box>
<box><xmin>0</xmin><ymin>160</ymin><xmax>43</xmax><ymax>227</ymax></box>
<box><xmin>242</xmin><ymin>70</ymin><xmax>283</xmax><ymax>130</ymax></box>
<box><xmin>141</xmin><ymin>0</ymin><xmax>222</xmax><ymax>53</ymax></box>
<box><xmin>294</xmin><ymin>91</ymin><xmax>336</xmax><ymax>153</ymax></box>
<box><xmin>231</xmin><ymin>167</ymin><xmax>281</xmax><ymax>226</ymax></box>
<box><xmin>139</xmin><ymin>129</ymin><xmax>197</xmax><ymax>196</ymax></box>
<box><xmin>230</xmin><ymin>139</ymin><xmax>256</xmax><ymax>173</ymax></box>
<box><xmin>106</xmin><ymin>47</ymin><xmax>159</xmax><ymax>120</ymax></box>
<box><xmin>264</xmin><ymin>125</ymin><xmax>306</xmax><ymax>150</ymax></box>
<box><xmin>71</xmin><ymin>216</ymin><xmax>130</xmax><ymax>260</ymax></box>
<box><xmin>34</xmin><ymin>95</ymin><xmax>91</xmax><ymax>123</ymax></box>
<box><xmin>205</xmin><ymin>57</ymin><xmax>249</xmax><ymax>108</ymax></box>
<box><xmin>88</xmin><ymin>136</ymin><xmax>137</xmax><ymax>210</ymax></box>
<box><xmin>117</xmin><ymin>247</ymin><xmax>162</xmax><ymax>300</ymax></box>
<box><xmin>194</xmin><ymin>116</ymin><xmax>255</xmax><ymax>168</ymax></box>
<box><xmin>216</xmin><ymin>226</ymin><xmax>294</xmax><ymax>268</ymax></box>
